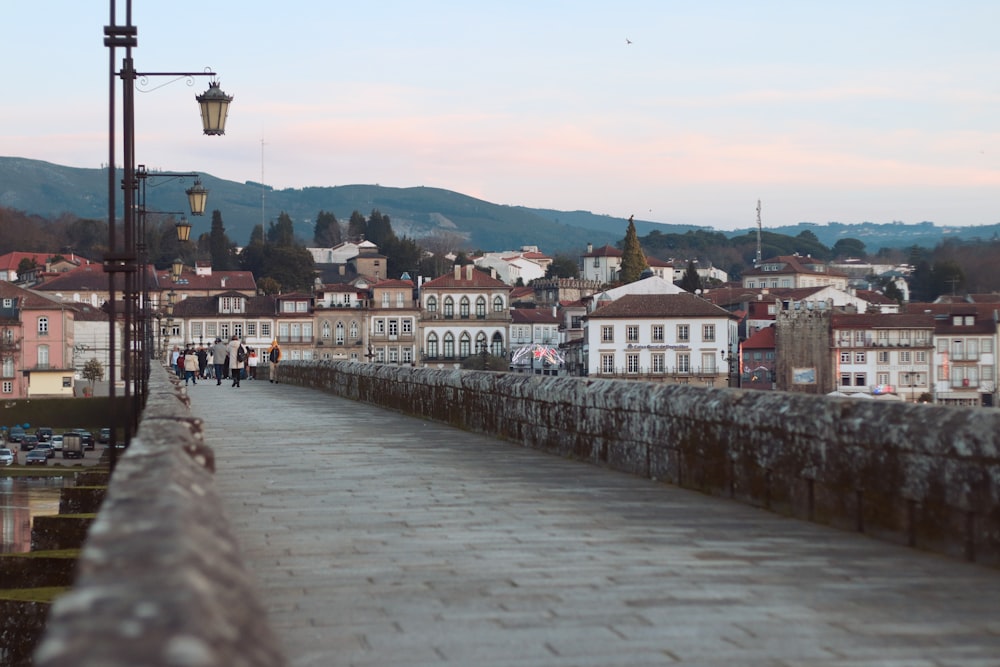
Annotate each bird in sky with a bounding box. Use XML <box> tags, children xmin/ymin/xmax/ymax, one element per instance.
<box><xmin>626</xmin><ymin>38</ymin><xmax>632</xmax><ymax>45</ymax></box>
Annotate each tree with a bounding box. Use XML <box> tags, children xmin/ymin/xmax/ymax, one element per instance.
<box><xmin>257</xmin><ymin>276</ymin><xmax>281</xmax><ymax>295</ymax></box>
<box><xmin>82</xmin><ymin>358</ymin><xmax>104</xmax><ymax>389</ymax></box>
<box><xmin>679</xmin><ymin>261</ymin><xmax>702</xmax><ymax>293</ymax></box>
<box><xmin>209</xmin><ymin>210</ymin><xmax>234</xmax><ymax>270</ymax></box>
<box><xmin>313</xmin><ymin>210</ymin><xmax>341</xmax><ymax>247</ymax></box>
<box><xmin>267</xmin><ymin>212</ymin><xmax>296</xmax><ymax>246</ymax></box>
<box><xmin>618</xmin><ymin>216</ymin><xmax>647</xmax><ymax>283</ymax></box>
<box><xmin>347</xmin><ymin>210</ymin><xmax>367</xmax><ymax>242</ymax></box>
<box><xmin>832</xmin><ymin>238</ymin><xmax>866</xmax><ymax>259</ymax></box>
<box><xmin>16</xmin><ymin>257</ymin><xmax>37</xmax><ymax>275</ymax></box>
<box><xmin>366</xmin><ymin>209</ymin><xmax>396</xmax><ymax>248</ymax></box>
<box><xmin>545</xmin><ymin>254</ymin><xmax>579</xmax><ymax>279</ymax></box>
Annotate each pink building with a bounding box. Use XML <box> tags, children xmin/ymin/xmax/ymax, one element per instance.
<box><xmin>0</xmin><ymin>281</ymin><xmax>77</xmax><ymax>398</ymax></box>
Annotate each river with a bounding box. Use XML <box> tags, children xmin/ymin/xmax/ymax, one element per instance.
<box><xmin>0</xmin><ymin>477</ymin><xmax>65</xmax><ymax>553</ymax></box>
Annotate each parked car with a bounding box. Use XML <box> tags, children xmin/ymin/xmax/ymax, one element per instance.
<box><xmin>35</xmin><ymin>427</ymin><xmax>53</xmax><ymax>443</ymax></box>
<box><xmin>25</xmin><ymin>449</ymin><xmax>48</xmax><ymax>465</ymax></box>
<box><xmin>62</xmin><ymin>433</ymin><xmax>84</xmax><ymax>460</ymax></box>
<box><xmin>51</xmin><ymin>435</ymin><xmax>64</xmax><ymax>451</ymax></box>
<box><xmin>8</xmin><ymin>429</ymin><xmax>26</xmax><ymax>447</ymax></box>
<box><xmin>71</xmin><ymin>429</ymin><xmax>95</xmax><ymax>450</ymax></box>
<box><xmin>34</xmin><ymin>443</ymin><xmax>55</xmax><ymax>459</ymax></box>
<box><xmin>0</xmin><ymin>448</ymin><xmax>14</xmax><ymax>466</ymax></box>
<box><xmin>98</xmin><ymin>428</ymin><xmax>112</xmax><ymax>445</ymax></box>
<box><xmin>21</xmin><ymin>434</ymin><xmax>39</xmax><ymax>452</ymax></box>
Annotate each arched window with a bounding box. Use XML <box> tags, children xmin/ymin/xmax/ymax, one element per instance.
<box><xmin>459</xmin><ymin>297</ymin><xmax>470</xmax><ymax>318</ymax></box>
<box><xmin>335</xmin><ymin>322</ymin><xmax>345</xmax><ymax>344</ymax></box>
<box><xmin>476</xmin><ymin>297</ymin><xmax>486</xmax><ymax>318</ymax></box>
<box><xmin>349</xmin><ymin>321</ymin><xmax>359</xmax><ymax>339</ymax></box>
<box><xmin>443</xmin><ymin>332</ymin><xmax>455</xmax><ymax>358</ymax></box>
<box><xmin>426</xmin><ymin>333</ymin><xmax>439</xmax><ymax>358</ymax></box>
<box><xmin>322</xmin><ymin>321</ymin><xmax>332</xmax><ymax>339</ymax></box>
<box><xmin>492</xmin><ymin>296</ymin><xmax>504</xmax><ymax>312</ymax></box>
<box><xmin>476</xmin><ymin>332</ymin><xmax>488</xmax><ymax>353</ymax></box>
<box><xmin>459</xmin><ymin>332</ymin><xmax>471</xmax><ymax>358</ymax></box>
<box><xmin>443</xmin><ymin>297</ymin><xmax>455</xmax><ymax>318</ymax></box>
<box><xmin>426</xmin><ymin>296</ymin><xmax>438</xmax><ymax>312</ymax></box>
<box><xmin>490</xmin><ymin>332</ymin><xmax>504</xmax><ymax>357</ymax></box>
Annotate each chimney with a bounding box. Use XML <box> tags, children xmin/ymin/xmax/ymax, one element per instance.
<box><xmin>454</xmin><ymin>264</ymin><xmax>462</xmax><ymax>280</ymax></box>
<box><xmin>466</xmin><ymin>264</ymin><xmax>474</xmax><ymax>280</ymax></box>
<box><xmin>586</xmin><ymin>243</ymin><xmax>593</xmax><ymax>254</ymax></box>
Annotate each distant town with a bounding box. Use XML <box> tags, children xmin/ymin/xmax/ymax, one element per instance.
<box><xmin>1</xmin><ymin>208</ymin><xmax>996</xmax><ymax>409</ymax></box>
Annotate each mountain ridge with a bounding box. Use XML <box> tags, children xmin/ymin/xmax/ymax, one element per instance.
<box><xmin>2</xmin><ymin>156</ymin><xmax>998</xmax><ymax>255</ymax></box>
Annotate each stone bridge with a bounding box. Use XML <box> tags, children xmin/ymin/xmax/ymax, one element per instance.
<box><xmin>34</xmin><ymin>362</ymin><xmax>1000</xmax><ymax>666</ymax></box>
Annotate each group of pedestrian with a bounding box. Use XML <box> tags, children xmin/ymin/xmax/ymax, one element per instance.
<box><xmin>171</xmin><ymin>337</ymin><xmax>281</xmax><ymax>387</ymax></box>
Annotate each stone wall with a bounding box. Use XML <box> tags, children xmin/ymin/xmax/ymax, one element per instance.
<box><xmin>34</xmin><ymin>368</ymin><xmax>285</xmax><ymax>667</ymax></box>
<box><xmin>282</xmin><ymin>360</ymin><xmax>1000</xmax><ymax>567</ymax></box>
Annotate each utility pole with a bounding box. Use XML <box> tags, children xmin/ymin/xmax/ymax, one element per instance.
<box><xmin>755</xmin><ymin>199</ymin><xmax>762</xmax><ymax>268</ymax></box>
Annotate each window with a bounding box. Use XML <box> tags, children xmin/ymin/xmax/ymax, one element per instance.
<box><xmin>459</xmin><ymin>297</ymin><xmax>470</xmax><ymax>318</ymax></box>
<box><xmin>676</xmin><ymin>353</ymin><xmax>690</xmax><ymax>373</ymax></box>
<box><xmin>841</xmin><ymin>373</ymin><xmax>851</xmax><ymax>387</ymax></box>
<box><xmin>701</xmin><ymin>353</ymin><xmax>716</xmax><ymax>373</ymax></box>
<box><xmin>402</xmin><ymin>347</ymin><xmax>413</xmax><ymax>364</ymax></box>
<box><xmin>335</xmin><ymin>322</ymin><xmax>345</xmax><ymax>345</ymax></box>
<box><xmin>601</xmin><ymin>353</ymin><xmax>615</xmax><ymax>374</ymax></box>
<box><xmin>840</xmin><ymin>351</ymin><xmax>851</xmax><ymax>364</ymax></box>
<box><xmin>601</xmin><ymin>326</ymin><xmax>614</xmax><ymax>343</ymax></box>
<box><xmin>281</xmin><ymin>301</ymin><xmax>296</xmax><ymax>313</ymax></box>
<box><xmin>192</xmin><ymin>322</ymin><xmax>203</xmax><ymax>338</ymax></box>
<box><xmin>854</xmin><ymin>373</ymin><xmax>866</xmax><ymax>387</ymax></box>
<box><xmin>349</xmin><ymin>321</ymin><xmax>359</xmax><ymax>339</ymax></box>
<box><xmin>397</xmin><ymin>291</ymin><xmax>405</xmax><ymax>307</ymax></box>
<box><xmin>388</xmin><ymin>320</ymin><xmax>399</xmax><ymax>337</ymax></box>
<box><xmin>443</xmin><ymin>333</ymin><xmax>455</xmax><ymax>358</ymax></box>
<box><xmin>702</xmin><ymin>324</ymin><xmax>715</xmax><ymax>342</ymax></box>
<box><xmin>476</xmin><ymin>297</ymin><xmax>486</xmax><ymax>318</ymax></box>
<box><xmin>375</xmin><ymin>319</ymin><xmax>385</xmax><ymax>334</ymax></box>
<box><xmin>877</xmin><ymin>372</ymin><xmax>889</xmax><ymax>385</ymax></box>
<box><xmin>322</xmin><ymin>322</ymin><xmax>332</xmax><ymax>339</ymax></box>
<box><xmin>459</xmin><ymin>333</ymin><xmax>471</xmax><ymax>358</ymax></box>
<box><xmin>402</xmin><ymin>319</ymin><xmax>412</xmax><ymax>334</ymax></box>
<box><xmin>493</xmin><ymin>296</ymin><xmax>504</xmax><ymax>312</ymax></box>
<box><xmin>233</xmin><ymin>323</ymin><xmax>243</xmax><ymax>339</ymax></box>
<box><xmin>303</xmin><ymin>323</ymin><xmax>313</xmax><ymax>340</ymax></box>
<box><xmin>427</xmin><ymin>296</ymin><xmax>438</xmax><ymax>313</ymax></box>
<box><xmin>626</xmin><ymin>353</ymin><xmax>640</xmax><ymax>373</ymax></box>
<box><xmin>37</xmin><ymin>345</ymin><xmax>49</xmax><ymax>369</ymax></box>
<box><xmin>382</xmin><ymin>292</ymin><xmax>390</xmax><ymax>307</ymax></box>
<box><xmin>2</xmin><ymin>358</ymin><xmax>13</xmax><ymax>378</ymax></box>
<box><xmin>916</xmin><ymin>351</ymin><xmax>927</xmax><ymax>363</ymax></box>
<box><xmin>677</xmin><ymin>324</ymin><xmax>689</xmax><ymax>342</ymax></box>
<box><xmin>443</xmin><ymin>297</ymin><xmax>454</xmax><ymax>318</ymax></box>
<box><xmin>247</xmin><ymin>322</ymin><xmax>257</xmax><ymax>337</ymax></box>
<box><xmin>877</xmin><ymin>351</ymin><xmax>889</xmax><ymax>364</ymax></box>
<box><xmin>900</xmin><ymin>351</ymin><xmax>911</xmax><ymax>363</ymax></box>
<box><xmin>220</xmin><ymin>324</ymin><xmax>231</xmax><ymax>340</ymax></box>
<box><xmin>1</xmin><ymin>381</ymin><xmax>11</xmax><ymax>394</ymax></box>
<box><xmin>62</xmin><ymin>376</ymin><xmax>72</xmax><ymax>388</ymax></box>
<box><xmin>626</xmin><ymin>325</ymin><xmax>639</xmax><ymax>342</ymax></box>
<box><xmin>260</xmin><ymin>323</ymin><xmax>271</xmax><ymax>339</ymax></box>
<box><xmin>651</xmin><ymin>325</ymin><xmax>664</xmax><ymax>343</ymax></box>
<box><xmin>427</xmin><ymin>334</ymin><xmax>439</xmax><ymax>358</ymax></box>
<box><xmin>854</xmin><ymin>352</ymin><xmax>865</xmax><ymax>364</ymax></box>
<box><xmin>651</xmin><ymin>353</ymin><xmax>665</xmax><ymax>373</ymax></box>
<box><xmin>37</xmin><ymin>317</ymin><xmax>48</xmax><ymax>335</ymax></box>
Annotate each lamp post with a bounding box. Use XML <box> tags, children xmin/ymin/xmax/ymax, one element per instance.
<box><xmin>104</xmin><ymin>0</ymin><xmax>231</xmax><ymax>464</ymax></box>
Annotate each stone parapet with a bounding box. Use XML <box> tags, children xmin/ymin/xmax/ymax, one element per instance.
<box><xmin>282</xmin><ymin>360</ymin><xmax>1000</xmax><ymax>567</ymax></box>
<box><xmin>34</xmin><ymin>367</ymin><xmax>285</xmax><ymax>667</ymax></box>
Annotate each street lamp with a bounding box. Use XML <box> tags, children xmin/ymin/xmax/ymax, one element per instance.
<box><xmin>104</xmin><ymin>0</ymin><xmax>231</xmax><ymax>462</ymax></box>
<box><xmin>171</xmin><ymin>257</ymin><xmax>184</xmax><ymax>282</ymax></box>
<box><xmin>185</xmin><ymin>180</ymin><xmax>209</xmax><ymax>216</ymax></box>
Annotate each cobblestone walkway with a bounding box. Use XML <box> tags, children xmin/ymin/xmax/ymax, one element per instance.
<box><xmin>189</xmin><ymin>379</ymin><xmax>1000</xmax><ymax>667</ymax></box>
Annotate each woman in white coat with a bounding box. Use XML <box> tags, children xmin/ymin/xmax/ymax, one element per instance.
<box><xmin>226</xmin><ymin>336</ymin><xmax>245</xmax><ymax>388</ymax></box>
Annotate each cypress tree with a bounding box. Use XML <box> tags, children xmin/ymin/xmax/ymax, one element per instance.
<box><xmin>619</xmin><ymin>215</ymin><xmax>648</xmax><ymax>283</ymax></box>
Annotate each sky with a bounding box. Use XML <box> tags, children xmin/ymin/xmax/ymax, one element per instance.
<box><xmin>3</xmin><ymin>1</ymin><xmax>999</xmax><ymax>231</ymax></box>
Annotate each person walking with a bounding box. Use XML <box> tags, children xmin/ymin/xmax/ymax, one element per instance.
<box><xmin>227</xmin><ymin>335</ymin><xmax>246</xmax><ymax>388</ymax></box>
<box><xmin>211</xmin><ymin>338</ymin><xmax>229</xmax><ymax>385</ymax></box>
<box><xmin>196</xmin><ymin>346</ymin><xmax>208</xmax><ymax>379</ymax></box>
<box><xmin>183</xmin><ymin>347</ymin><xmax>199</xmax><ymax>386</ymax></box>
<box><xmin>267</xmin><ymin>340</ymin><xmax>282</xmax><ymax>383</ymax></box>
<box><xmin>247</xmin><ymin>347</ymin><xmax>258</xmax><ymax>380</ymax></box>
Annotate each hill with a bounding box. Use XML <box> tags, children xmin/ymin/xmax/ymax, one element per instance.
<box><xmin>3</xmin><ymin>156</ymin><xmax>999</xmax><ymax>255</ymax></box>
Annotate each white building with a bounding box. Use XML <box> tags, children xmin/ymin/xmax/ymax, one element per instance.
<box><xmin>584</xmin><ymin>293</ymin><xmax>739</xmax><ymax>386</ymax></box>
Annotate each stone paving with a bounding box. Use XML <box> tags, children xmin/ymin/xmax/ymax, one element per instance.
<box><xmin>189</xmin><ymin>378</ymin><xmax>1000</xmax><ymax>667</ymax></box>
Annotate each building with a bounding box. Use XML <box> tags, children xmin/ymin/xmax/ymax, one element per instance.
<box><xmin>418</xmin><ymin>264</ymin><xmax>512</xmax><ymax>368</ymax></box>
<box><xmin>742</xmin><ymin>255</ymin><xmax>849</xmax><ymax>290</ymax></box>
<box><xmin>168</xmin><ymin>292</ymin><xmax>278</xmax><ymax>361</ymax></box>
<box><xmin>509</xmin><ymin>307</ymin><xmax>563</xmax><ymax>375</ymax></box>
<box><xmin>0</xmin><ymin>281</ymin><xmax>77</xmax><ymax>398</ymax></box>
<box><xmin>580</xmin><ymin>244</ymin><xmax>622</xmax><ymax>285</ymax></box>
<box><xmin>313</xmin><ymin>284</ymin><xmax>367</xmax><ymax>362</ymax></box>
<box><xmin>366</xmin><ymin>278</ymin><xmax>420</xmax><ymax>365</ymax></box>
<box><xmin>583</xmin><ymin>293</ymin><xmax>738</xmax><ymax>386</ymax></box>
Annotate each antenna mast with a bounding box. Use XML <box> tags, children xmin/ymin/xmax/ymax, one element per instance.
<box><xmin>261</xmin><ymin>138</ymin><xmax>266</xmax><ymax>243</ymax></box>
<box><xmin>755</xmin><ymin>199</ymin><xmax>762</xmax><ymax>267</ymax></box>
